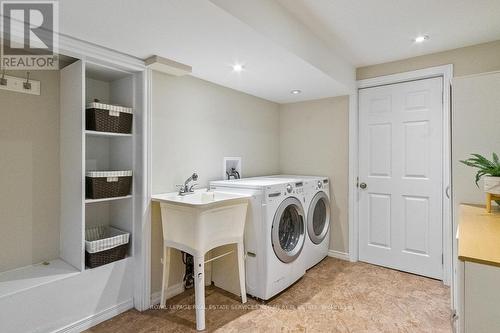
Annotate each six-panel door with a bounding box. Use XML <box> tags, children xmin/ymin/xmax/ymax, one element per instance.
<box><xmin>358</xmin><ymin>77</ymin><xmax>444</xmax><ymax>279</ymax></box>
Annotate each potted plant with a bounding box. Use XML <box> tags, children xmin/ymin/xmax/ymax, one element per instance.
<box><xmin>460</xmin><ymin>153</ymin><xmax>500</xmax><ymax>199</ymax></box>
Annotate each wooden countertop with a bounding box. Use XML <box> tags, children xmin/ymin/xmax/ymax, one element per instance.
<box><xmin>458</xmin><ymin>204</ymin><xmax>500</xmax><ymax>267</ymax></box>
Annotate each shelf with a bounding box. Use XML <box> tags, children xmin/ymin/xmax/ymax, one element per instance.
<box><xmin>84</xmin><ymin>256</ymin><xmax>130</xmax><ymax>271</ymax></box>
<box><xmin>85</xmin><ymin>130</ymin><xmax>132</xmax><ymax>137</ymax></box>
<box><xmin>85</xmin><ymin>195</ymin><xmax>132</xmax><ymax>204</ymax></box>
<box><xmin>0</xmin><ymin>259</ymin><xmax>80</xmax><ymax>299</ymax></box>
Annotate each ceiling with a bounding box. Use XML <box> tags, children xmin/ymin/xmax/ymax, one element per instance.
<box><xmin>58</xmin><ymin>0</ymin><xmax>500</xmax><ymax>103</ymax></box>
<box><xmin>278</xmin><ymin>0</ymin><xmax>500</xmax><ymax>67</ymax></box>
<box><xmin>59</xmin><ymin>0</ymin><xmax>350</xmax><ymax>103</ymax></box>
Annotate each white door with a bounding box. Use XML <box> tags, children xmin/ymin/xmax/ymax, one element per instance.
<box><xmin>358</xmin><ymin>77</ymin><xmax>443</xmax><ymax>279</ymax></box>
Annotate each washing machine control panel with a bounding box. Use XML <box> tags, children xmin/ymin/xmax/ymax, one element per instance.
<box><xmin>284</xmin><ymin>182</ymin><xmax>304</xmax><ymax>195</ymax></box>
<box><xmin>266</xmin><ymin>182</ymin><xmax>305</xmax><ymax>199</ymax></box>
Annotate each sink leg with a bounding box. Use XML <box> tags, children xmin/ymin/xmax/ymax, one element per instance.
<box><xmin>160</xmin><ymin>246</ymin><xmax>171</xmax><ymax>308</ymax></box>
<box><xmin>237</xmin><ymin>241</ymin><xmax>247</xmax><ymax>304</ymax></box>
<box><xmin>194</xmin><ymin>255</ymin><xmax>205</xmax><ymax>331</ymax></box>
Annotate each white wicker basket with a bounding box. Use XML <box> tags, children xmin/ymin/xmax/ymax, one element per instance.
<box><xmin>85</xmin><ymin>170</ymin><xmax>133</xmax><ymax>178</ymax></box>
<box><xmin>86</xmin><ymin>102</ymin><xmax>133</xmax><ymax>114</ymax></box>
<box><xmin>85</xmin><ymin>226</ymin><xmax>130</xmax><ymax>254</ymax></box>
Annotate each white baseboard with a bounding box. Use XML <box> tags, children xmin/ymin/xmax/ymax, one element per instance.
<box><xmin>52</xmin><ymin>282</ymin><xmax>185</xmax><ymax>333</ymax></box>
<box><xmin>328</xmin><ymin>250</ymin><xmax>350</xmax><ymax>261</ymax></box>
<box><xmin>150</xmin><ymin>282</ymin><xmax>185</xmax><ymax>306</ymax></box>
<box><xmin>54</xmin><ymin>299</ymin><xmax>133</xmax><ymax>333</ymax></box>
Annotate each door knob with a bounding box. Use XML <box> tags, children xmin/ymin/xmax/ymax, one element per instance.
<box><xmin>359</xmin><ymin>182</ymin><xmax>367</xmax><ymax>189</ymax></box>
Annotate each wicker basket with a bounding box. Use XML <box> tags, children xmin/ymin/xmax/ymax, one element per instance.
<box><xmin>85</xmin><ymin>226</ymin><xmax>130</xmax><ymax>268</ymax></box>
<box><xmin>86</xmin><ymin>102</ymin><xmax>133</xmax><ymax>134</ymax></box>
<box><xmin>86</xmin><ymin>171</ymin><xmax>132</xmax><ymax>199</ymax></box>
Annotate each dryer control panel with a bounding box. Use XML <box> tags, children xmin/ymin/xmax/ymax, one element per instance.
<box><xmin>314</xmin><ymin>178</ymin><xmax>329</xmax><ymax>190</ymax></box>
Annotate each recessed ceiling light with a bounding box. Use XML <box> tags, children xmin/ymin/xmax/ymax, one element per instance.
<box><xmin>414</xmin><ymin>35</ymin><xmax>429</xmax><ymax>43</ymax></box>
<box><xmin>291</xmin><ymin>89</ymin><xmax>301</xmax><ymax>95</ymax></box>
<box><xmin>232</xmin><ymin>63</ymin><xmax>244</xmax><ymax>72</ymax></box>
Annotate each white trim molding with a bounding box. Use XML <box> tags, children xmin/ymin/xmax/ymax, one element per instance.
<box><xmin>352</xmin><ymin>64</ymin><xmax>454</xmax><ymax>287</ymax></box>
<box><xmin>348</xmin><ymin>92</ymin><xmax>359</xmax><ymax>262</ymax></box>
<box><xmin>150</xmin><ymin>283</ymin><xmax>186</xmax><ymax>307</ymax></box>
<box><xmin>58</xmin><ymin>33</ymin><xmax>145</xmax><ymax>72</ymax></box>
<box><xmin>138</xmin><ymin>67</ymin><xmax>154</xmax><ymax>311</ymax></box>
<box><xmin>53</xmin><ymin>299</ymin><xmax>133</xmax><ymax>333</ymax></box>
<box><xmin>328</xmin><ymin>250</ymin><xmax>351</xmax><ymax>261</ymax></box>
<box><xmin>357</xmin><ymin>65</ymin><xmax>453</xmax><ymax>89</ymax></box>
<box><xmin>132</xmin><ymin>69</ymin><xmax>153</xmax><ymax>312</ymax></box>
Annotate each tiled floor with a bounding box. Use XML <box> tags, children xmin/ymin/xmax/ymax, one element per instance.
<box><xmin>86</xmin><ymin>258</ymin><xmax>452</xmax><ymax>332</ymax></box>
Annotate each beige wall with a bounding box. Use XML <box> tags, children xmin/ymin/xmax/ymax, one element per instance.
<box><xmin>0</xmin><ymin>70</ymin><xmax>60</xmax><ymax>272</ymax></box>
<box><xmin>279</xmin><ymin>96</ymin><xmax>349</xmax><ymax>253</ymax></box>
<box><xmin>357</xmin><ymin>40</ymin><xmax>500</xmax><ymax>80</ymax></box>
<box><xmin>452</xmin><ymin>72</ymin><xmax>500</xmax><ymax>209</ymax></box>
<box><xmin>151</xmin><ymin>72</ymin><xmax>280</xmax><ymax>293</ymax></box>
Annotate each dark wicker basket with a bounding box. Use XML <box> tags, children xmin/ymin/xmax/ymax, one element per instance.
<box><xmin>86</xmin><ymin>174</ymin><xmax>132</xmax><ymax>199</ymax></box>
<box><xmin>86</xmin><ymin>108</ymin><xmax>133</xmax><ymax>134</ymax></box>
<box><xmin>85</xmin><ymin>243</ymin><xmax>128</xmax><ymax>268</ymax></box>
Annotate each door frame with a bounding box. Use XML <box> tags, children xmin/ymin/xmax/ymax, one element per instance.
<box><xmin>349</xmin><ymin>64</ymin><xmax>453</xmax><ymax>286</ymax></box>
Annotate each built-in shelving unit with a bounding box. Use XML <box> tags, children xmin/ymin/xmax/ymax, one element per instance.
<box><xmin>83</xmin><ymin>62</ymin><xmax>137</xmax><ymax>267</ymax></box>
<box><xmin>0</xmin><ymin>56</ymin><xmax>141</xmax><ymax>296</ymax></box>
<box><xmin>0</xmin><ymin>37</ymin><xmax>147</xmax><ymax>332</ymax></box>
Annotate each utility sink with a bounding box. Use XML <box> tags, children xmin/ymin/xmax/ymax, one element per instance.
<box><xmin>152</xmin><ymin>188</ymin><xmax>250</xmax><ymax>330</ymax></box>
<box><xmin>151</xmin><ymin>188</ymin><xmax>250</xmax><ymax>255</ymax></box>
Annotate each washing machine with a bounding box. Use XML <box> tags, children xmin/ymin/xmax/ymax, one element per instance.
<box><xmin>269</xmin><ymin>175</ymin><xmax>331</xmax><ymax>270</ymax></box>
<box><xmin>209</xmin><ymin>177</ymin><xmax>307</xmax><ymax>300</ymax></box>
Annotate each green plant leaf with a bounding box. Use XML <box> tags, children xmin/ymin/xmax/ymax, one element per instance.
<box><xmin>475</xmin><ymin>171</ymin><xmax>485</xmax><ymax>187</ymax></box>
<box><xmin>493</xmin><ymin>153</ymin><xmax>500</xmax><ymax>167</ymax></box>
<box><xmin>461</xmin><ymin>153</ymin><xmax>500</xmax><ymax>186</ymax></box>
<box><xmin>476</xmin><ymin>154</ymin><xmax>496</xmax><ymax>169</ymax></box>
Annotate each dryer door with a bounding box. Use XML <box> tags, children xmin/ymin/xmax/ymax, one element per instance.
<box><xmin>307</xmin><ymin>191</ymin><xmax>330</xmax><ymax>244</ymax></box>
<box><xmin>272</xmin><ymin>197</ymin><xmax>305</xmax><ymax>263</ymax></box>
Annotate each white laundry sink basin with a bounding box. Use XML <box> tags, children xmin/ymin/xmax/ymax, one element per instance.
<box><xmin>151</xmin><ymin>189</ymin><xmax>251</xmax><ymax>254</ymax></box>
<box><xmin>152</xmin><ymin>189</ymin><xmax>250</xmax><ymax>208</ymax></box>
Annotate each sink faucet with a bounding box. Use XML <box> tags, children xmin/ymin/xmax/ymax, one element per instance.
<box><xmin>177</xmin><ymin>172</ymin><xmax>199</xmax><ymax>196</ymax></box>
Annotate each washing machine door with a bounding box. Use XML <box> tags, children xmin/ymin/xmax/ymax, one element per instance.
<box><xmin>307</xmin><ymin>191</ymin><xmax>330</xmax><ymax>244</ymax></box>
<box><xmin>271</xmin><ymin>197</ymin><xmax>305</xmax><ymax>263</ymax></box>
